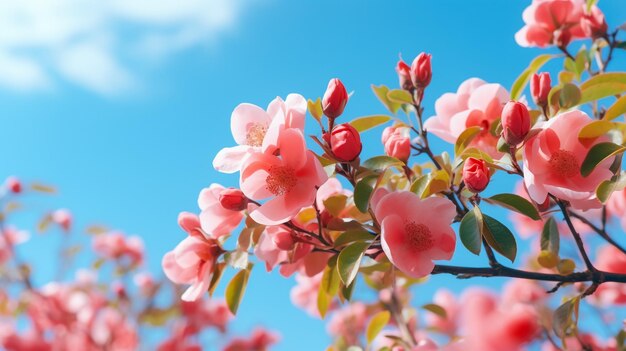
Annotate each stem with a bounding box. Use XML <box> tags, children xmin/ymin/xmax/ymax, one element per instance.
<box><xmin>556</xmin><ymin>200</ymin><xmax>596</xmax><ymax>273</ymax></box>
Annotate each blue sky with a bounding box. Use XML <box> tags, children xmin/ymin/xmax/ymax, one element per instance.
<box><xmin>2</xmin><ymin>0</ymin><xmax>626</xmax><ymax>350</ymax></box>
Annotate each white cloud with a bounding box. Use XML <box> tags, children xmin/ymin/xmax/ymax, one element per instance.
<box><xmin>0</xmin><ymin>0</ymin><xmax>251</xmax><ymax>96</ymax></box>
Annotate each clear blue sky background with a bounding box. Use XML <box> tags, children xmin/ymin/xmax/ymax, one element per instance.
<box><xmin>2</xmin><ymin>1</ymin><xmax>626</xmax><ymax>350</ymax></box>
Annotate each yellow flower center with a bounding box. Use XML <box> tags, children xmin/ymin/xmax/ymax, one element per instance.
<box><xmin>246</xmin><ymin>123</ymin><xmax>268</xmax><ymax>147</ymax></box>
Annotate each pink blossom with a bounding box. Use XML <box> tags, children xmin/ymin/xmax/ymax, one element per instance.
<box><xmin>213</xmin><ymin>94</ymin><xmax>306</xmax><ymax>173</ymax></box>
<box><xmin>198</xmin><ymin>184</ymin><xmax>245</xmax><ymax>238</ymax></box>
<box><xmin>607</xmin><ymin>188</ymin><xmax>626</xmax><ymax>231</ymax></box>
<box><xmin>0</xmin><ymin>226</ymin><xmax>29</xmax><ymax>265</ymax></box>
<box><xmin>52</xmin><ymin>208</ymin><xmax>72</xmax><ymax>232</ymax></box>
<box><xmin>461</xmin><ymin>289</ymin><xmax>540</xmax><ymax>351</ymax></box>
<box><xmin>327</xmin><ymin>302</ymin><xmax>368</xmax><ymax>345</ymax></box>
<box><xmin>593</xmin><ymin>245</ymin><xmax>626</xmax><ymax>305</ymax></box>
<box><xmin>501</xmin><ymin>278</ymin><xmax>547</xmax><ymax>305</ymax></box>
<box><xmin>133</xmin><ymin>272</ymin><xmax>157</xmax><ymax>297</ymax></box>
<box><xmin>89</xmin><ymin>307</ymin><xmax>138</xmax><ymax>351</ymax></box>
<box><xmin>223</xmin><ymin>328</ymin><xmax>280</xmax><ymax>351</ymax></box>
<box><xmin>515</xmin><ymin>0</ymin><xmax>594</xmax><ymax>48</ymax></box>
<box><xmin>240</xmin><ymin>128</ymin><xmax>327</xmax><ymax>225</ymax></box>
<box><xmin>424</xmin><ymin>78</ymin><xmax>509</xmax><ymax>157</ymax></box>
<box><xmin>372</xmin><ymin>190</ymin><xmax>456</xmax><ymax>278</ymax></box>
<box><xmin>290</xmin><ymin>272</ymin><xmax>328</xmax><ymax>317</ymax></box>
<box><xmin>92</xmin><ymin>232</ymin><xmax>144</xmax><ymax>266</ymax></box>
<box><xmin>1</xmin><ymin>327</ymin><xmax>51</xmax><ymax>351</ymax></box>
<box><xmin>523</xmin><ymin>110</ymin><xmax>614</xmax><ymax>210</ymax></box>
<box><xmin>180</xmin><ymin>298</ymin><xmax>233</xmax><ymax>334</ymax></box>
<box><xmin>424</xmin><ymin>289</ymin><xmax>460</xmax><ymax>336</ymax></box>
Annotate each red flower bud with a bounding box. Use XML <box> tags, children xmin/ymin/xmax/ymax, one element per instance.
<box><xmin>581</xmin><ymin>11</ymin><xmax>608</xmax><ymax>39</ymax></box>
<box><xmin>553</xmin><ymin>28</ymin><xmax>571</xmax><ymax>48</ymax></box>
<box><xmin>382</xmin><ymin>126</ymin><xmax>411</xmax><ymax>163</ymax></box>
<box><xmin>501</xmin><ymin>101</ymin><xmax>531</xmax><ymax>146</ymax></box>
<box><xmin>322</xmin><ymin>78</ymin><xmax>348</xmax><ymax>119</ymax></box>
<box><xmin>4</xmin><ymin>176</ymin><xmax>21</xmax><ymax>194</ymax></box>
<box><xmin>530</xmin><ymin>72</ymin><xmax>551</xmax><ymax>107</ymax></box>
<box><xmin>326</xmin><ymin>123</ymin><xmax>362</xmax><ymax>162</ymax></box>
<box><xmin>219</xmin><ymin>188</ymin><xmax>248</xmax><ymax>211</ymax></box>
<box><xmin>463</xmin><ymin>157</ymin><xmax>490</xmax><ymax>193</ymax></box>
<box><xmin>396</xmin><ymin>59</ymin><xmax>413</xmax><ymax>91</ymax></box>
<box><xmin>410</xmin><ymin>53</ymin><xmax>432</xmax><ymax>88</ymax></box>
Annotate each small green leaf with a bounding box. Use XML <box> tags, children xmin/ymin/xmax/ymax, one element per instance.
<box><xmin>337</xmin><ymin>241</ymin><xmax>370</xmax><ymax>286</ymax></box>
<box><xmin>225</xmin><ymin>265</ymin><xmax>252</xmax><ymax>315</ymax></box>
<box><xmin>552</xmin><ymin>297</ymin><xmax>580</xmax><ymax>339</ymax></box>
<box><xmin>485</xmin><ymin>193</ymin><xmax>541</xmax><ymax>220</ymax></box>
<box><xmin>318</xmin><ymin>255</ymin><xmax>340</xmax><ymax>317</ymax></box>
<box><xmin>604</xmin><ymin>95</ymin><xmax>626</xmax><ymax>121</ymax></box>
<box><xmin>340</xmin><ymin>280</ymin><xmax>356</xmax><ymax>302</ymax></box>
<box><xmin>597</xmin><ymin>172</ymin><xmax>626</xmax><ymax>203</ymax></box>
<box><xmin>510</xmin><ymin>54</ymin><xmax>555</xmax><ymax>100</ymax></box>
<box><xmin>323</xmin><ymin>194</ymin><xmax>348</xmax><ymax>217</ymax></box>
<box><xmin>482</xmin><ymin>214</ymin><xmax>517</xmax><ymax>263</ymax></box>
<box><xmin>349</xmin><ymin>115</ymin><xmax>392</xmax><ymax>132</ymax></box>
<box><xmin>354</xmin><ymin>175</ymin><xmax>378</xmax><ymax>213</ymax></box>
<box><xmin>387</xmin><ymin>89</ymin><xmax>413</xmax><ymax>105</ymax></box>
<box><xmin>409</xmin><ymin>174</ymin><xmax>429</xmax><ymax>197</ymax></box>
<box><xmin>454</xmin><ymin>126</ymin><xmax>481</xmax><ymax>156</ymax></box>
<box><xmin>581</xmin><ymin>142</ymin><xmax>626</xmax><ymax>177</ymax></box>
<box><xmin>333</xmin><ymin>230</ymin><xmax>374</xmax><ymax>247</ymax></box>
<box><xmin>372</xmin><ymin>85</ymin><xmax>402</xmax><ymax>114</ymax></box>
<box><xmin>208</xmin><ymin>262</ymin><xmax>226</xmax><ymax>297</ymax></box>
<box><xmin>540</xmin><ymin>217</ymin><xmax>560</xmax><ymax>256</ymax></box>
<box><xmin>362</xmin><ymin>155</ymin><xmax>404</xmax><ymax>170</ymax></box>
<box><xmin>459</xmin><ymin>207</ymin><xmax>482</xmax><ymax>256</ymax></box>
<box><xmin>366</xmin><ymin>311</ymin><xmax>391</xmax><ymax>344</ymax></box>
<box><xmin>307</xmin><ymin>98</ymin><xmax>323</xmax><ymax>122</ymax></box>
<box><xmin>558</xmin><ymin>83</ymin><xmax>581</xmax><ymax>109</ymax></box>
<box><xmin>422</xmin><ymin>303</ymin><xmax>447</xmax><ymax>318</ymax></box>
<box><xmin>578</xmin><ymin>120</ymin><xmax>615</xmax><ymax>142</ymax></box>
<box><xmin>579</xmin><ymin>73</ymin><xmax>626</xmax><ymax>105</ymax></box>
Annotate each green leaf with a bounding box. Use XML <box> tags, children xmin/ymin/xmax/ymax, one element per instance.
<box><xmin>307</xmin><ymin>98</ymin><xmax>323</xmax><ymax>122</ymax></box>
<box><xmin>540</xmin><ymin>217</ymin><xmax>560</xmax><ymax>256</ymax></box>
<box><xmin>485</xmin><ymin>193</ymin><xmax>541</xmax><ymax>220</ymax></box>
<box><xmin>510</xmin><ymin>54</ymin><xmax>555</xmax><ymax>100</ymax></box>
<box><xmin>354</xmin><ymin>175</ymin><xmax>378</xmax><ymax>213</ymax></box>
<box><xmin>578</xmin><ymin>120</ymin><xmax>615</xmax><ymax>142</ymax></box>
<box><xmin>454</xmin><ymin>126</ymin><xmax>481</xmax><ymax>156</ymax></box>
<box><xmin>459</xmin><ymin>207</ymin><xmax>482</xmax><ymax>256</ymax></box>
<box><xmin>596</xmin><ymin>172</ymin><xmax>626</xmax><ymax>203</ymax></box>
<box><xmin>362</xmin><ymin>155</ymin><xmax>404</xmax><ymax>170</ymax></box>
<box><xmin>604</xmin><ymin>95</ymin><xmax>626</xmax><ymax>121</ymax></box>
<box><xmin>225</xmin><ymin>265</ymin><xmax>252</xmax><ymax>314</ymax></box>
<box><xmin>482</xmin><ymin>214</ymin><xmax>517</xmax><ymax>263</ymax></box>
<box><xmin>349</xmin><ymin>115</ymin><xmax>393</xmax><ymax>132</ymax></box>
<box><xmin>340</xmin><ymin>280</ymin><xmax>356</xmax><ymax>302</ymax></box>
<box><xmin>410</xmin><ymin>174</ymin><xmax>429</xmax><ymax>197</ymax></box>
<box><xmin>337</xmin><ymin>241</ymin><xmax>370</xmax><ymax>286</ymax></box>
<box><xmin>323</xmin><ymin>194</ymin><xmax>348</xmax><ymax>217</ymax></box>
<box><xmin>366</xmin><ymin>311</ymin><xmax>391</xmax><ymax>344</ymax></box>
<box><xmin>317</xmin><ymin>255</ymin><xmax>340</xmax><ymax>317</ymax></box>
<box><xmin>422</xmin><ymin>303</ymin><xmax>447</xmax><ymax>318</ymax></box>
<box><xmin>552</xmin><ymin>297</ymin><xmax>580</xmax><ymax>339</ymax></box>
<box><xmin>579</xmin><ymin>73</ymin><xmax>626</xmax><ymax>105</ymax></box>
<box><xmin>558</xmin><ymin>83</ymin><xmax>581</xmax><ymax>109</ymax></box>
<box><xmin>333</xmin><ymin>230</ymin><xmax>374</xmax><ymax>247</ymax></box>
<box><xmin>208</xmin><ymin>262</ymin><xmax>226</xmax><ymax>297</ymax></box>
<box><xmin>581</xmin><ymin>142</ymin><xmax>626</xmax><ymax>177</ymax></box>
<box><xmin>372</xmin><ymin>85</ymin><xmax>402</xmax><ymax>114</ymax></box>
<box><xmin>387</xmin><ymin>89</ymin><xmax>413</xmax><ymax>105</ymax></box>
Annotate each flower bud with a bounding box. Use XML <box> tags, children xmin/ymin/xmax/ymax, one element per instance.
<box><xmin>410</xmin><ymin>53</ymin><xmax>432</xmax><ymax>88</ymax></box>
<box><xmin>581</xmin><ymin>10</ymin><xmax>608</xmax><ymax>39</ymax></box>
<box><xmin>325</xmin><ymin>123</ymin><xmax>362</xmax><ymax>162</ymax></box>
<box><xmin>382</xmin><ymin>126</ymin><xmax>411</xmax><ymax>162</ymax></box>
<box><xmin>322</xmin><ymin>78</ymin><xmax>348</xmax><ymax>119</ymax></box>
<box><xmin>553</xmin><ymin>28</ymin><xmax>571</xmax><ymax>48</ymax></box>
<box><xmin>219</xmin><ymin>188</ymin><xmax>248</xmax><ymax>211</ymax></box>
<box><xmin>463</xmin><ymin>157</ymin><xmax>490</xmax><ymax>193</ymax></box>
<box><xmin>396</xmin><ymin>59</ymin><xmax>413</xmax><ymax>91</ymax></box>
<box><xmin>530</xmin><ymin>72</ymin><xmax>551</xmax><ymax>107</ymax></box>
<box><xmin>501</xmin><ymin>101</ymin><xmax>531</xmax><ymax>146</ymax></box>
<box><xmin>52</xmin><ymin>209</ymin><xmax>72</xmax><ymax>232</ymax></box>
<box><xmin>4</xmin><ymin>176</ymin><xmax>21</xmax><ymax>194</ymax></box>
